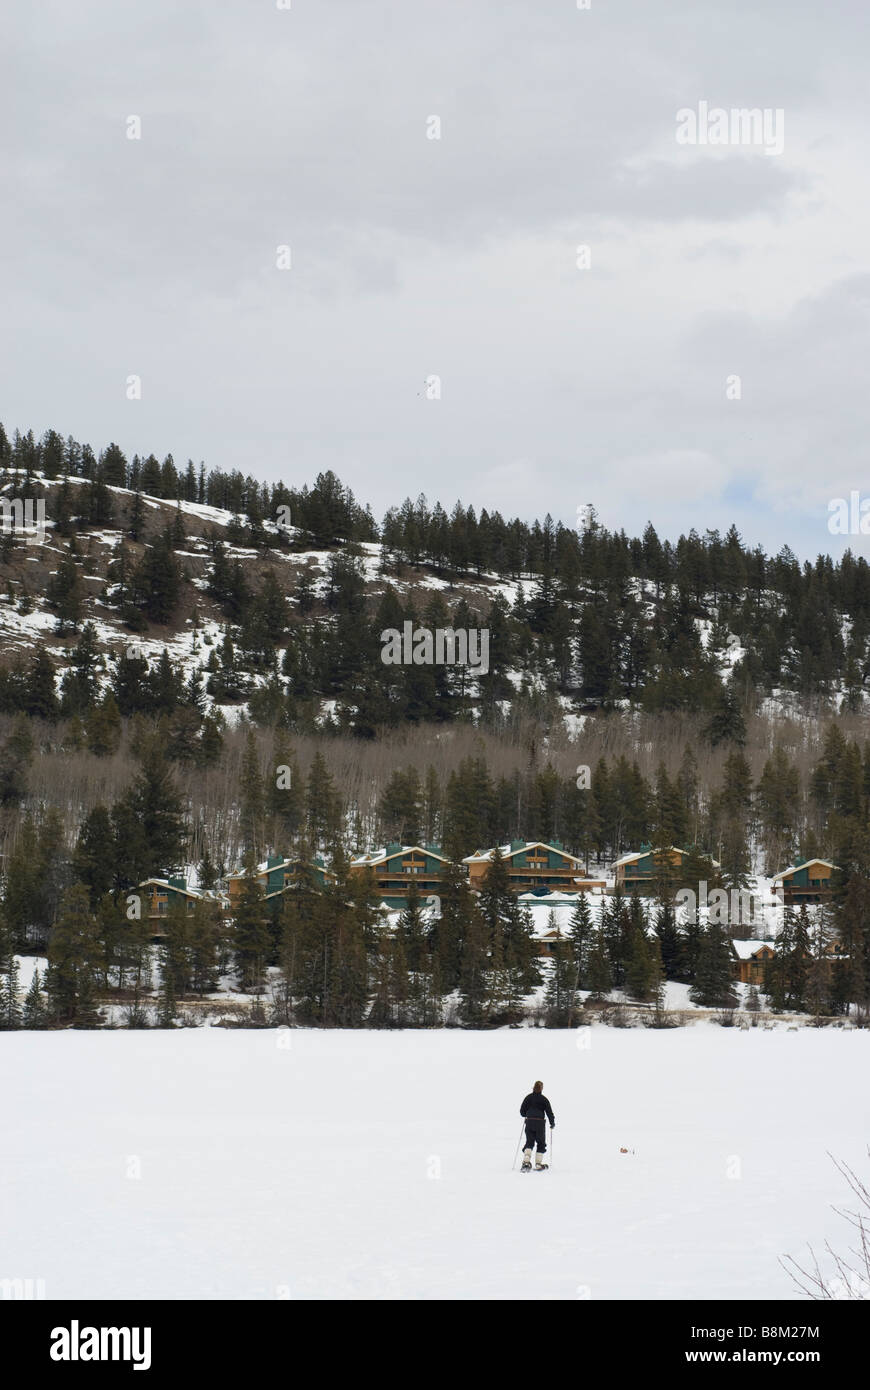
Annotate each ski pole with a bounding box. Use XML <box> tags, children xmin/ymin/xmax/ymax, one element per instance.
<box><xmin>512</xmin><ymin>1122</ymin><xmax>525</xmax><ymax>1171</ymax></box>
<box><xmin>549</xmin><ymin>1122</ymin><xmax>554</xmax><ymax>1170</ymax></box>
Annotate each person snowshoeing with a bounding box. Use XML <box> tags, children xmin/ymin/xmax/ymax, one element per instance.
<box><xmin>520</xmin><ymin>1080</ymin><xmax>555</xmax><ymax>1171</ymax></box>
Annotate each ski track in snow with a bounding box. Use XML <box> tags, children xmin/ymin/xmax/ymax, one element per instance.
<box><xmin>3</xmin><ymin>1028</ymin><xmax>866</xmax><ymax>1300</ymax></box>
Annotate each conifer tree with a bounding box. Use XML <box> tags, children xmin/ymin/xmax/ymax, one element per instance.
<box><xmin>478</xmin><ymin>846</ymin><xmax>538</xmax><ymax>990</ymax></box>
<box><xmin>22</xmin><ymin>968</ymin><xmax>46</xmax><ymax>1028</ymax></box>
<box><xmin>306</xmin><ymin>750</ymin><xmax>342</xmax><ymax>853</ymax></box>
<box><xmin>157</xmin><ymin>955</ymin><xmax>178</xmax><ymax>1027</ymax></box>
<box><xmin>127</xmin><ymin>490</ymin><xmax>146</xmax><ymax>540</ymax></box>
<box><xmin>239</xmin><ymin>729</ymin><xmax>265</xmax><ymax>857</ymax></box>
<box><xmin>544</xmin><ymin>938</ymin><xmax>579</xmax><ymax>1026</ymax></box>
<box><xmin>689</xmin><ymin>925</ymin><xmax>738</xmax><ymax>1008</ymax></box>
<box><xmin>188</xmin><ymin>899</ymin><xmax>222</xmax><ymax>997</ymax></box>
<box><xmin>121</xmin><ymin>742</ymin><xmax>186</xmax><ymax>878</ymax></box>
<box><xmin>46</xmin><ymin>883</ymin><xmax>102</xmax><ymax>1023</ymax></box>
<box><xmin>705</xmin><ymin>680</ymin><xmax>746</xmax><ymax>748</ymax></box>
<box><xmin>24</xmin><ymin>649</ymin><xmax>60</xmax><ymax>719</ymax></box>
<box><xmin>586</xmin><ymin>926</ymin><xmax>612</xmax><ymax>1000</ymax></box>
<box><xmin>568</xmin><ymin>892</ymin><xmax>593</xmax><ymax>986</ymax></box>
<box><xmin>233</xmin><ymin>856</ymin><xmax>271</xmax><ymax>992</ymax></box>
<box><xmin>86</xmin><ymin>692</ymin><xmax>122</xmax><ymax>756</ymax></box>
<box><xmin>197</xmin><ymin>843</ymin><xmax>218</xmax><ymax>892</ymax></box>
<box><xmin>389</xmin><ymin>935</ymin><xmax>410</xmax><ymax>1027</ymax></box>
<box><xmin>266</xmin><ymin>733</ymin><xmax>303</xmax><ymax>842</ymax></box>
<box><xmin>626</xmin><ymin>924</ymin><xmax>656</xmax><ymax>1001</ymax></box>
<box><xmin>397</xmin><ymin>880</ymin><xmax>427</xmax><ymax>973</ymax></box>
<box><xmin>72</xmin><ymin>807</ymin><xmax>115</xmax><ymax>908</ymax></box>
<box><xmin>0</xmin><ymin>715</ymin><xmax>33</xmax><ymax>806</ymax></box>
<box><xmin>719</xmin><ymin>817</ymin><xmax>752</xmax><ymax>892</ymax></box>
<box><xmin>458</xmin><ymin>904</ymin><xmax>490</xmax><ymax>1026</ymax></box>
<box><xmin>654</xmin><ymin>898</ymin><xmax>680</xmax><ymax>980</ymax></box>
<box><xmin>0</xmin><ymin>955</ymin><xmax>21</xmax><ymax>1028</ymax></box>
<box><xmin>47</xmin><ymin>553</ymin><xmax>84</xmax><ymax>632</ymax></box>
<box><xmin>788</xmin><ymin>903</ymin><xmax>811</xmax><ymax>1010</ymax></box>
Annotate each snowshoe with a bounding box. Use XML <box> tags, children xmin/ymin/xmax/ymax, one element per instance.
<box><xmin>520</xmin><ymin>1160</ymin><xmax>532</xmax><ymax>1172</ymax></box>
<box><xmin>535</xmin><ymin>1163</ymin><xmax>549</xmax><ymax>1171</ymax></box>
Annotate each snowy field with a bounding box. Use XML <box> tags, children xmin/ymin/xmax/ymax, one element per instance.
<box><xmin>3</xmin><ymin>1027</ymin><xmax>868</xmax><ymax>1300</ymax></box>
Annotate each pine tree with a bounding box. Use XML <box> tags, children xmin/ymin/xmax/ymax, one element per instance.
<box><xmin>46</xmin><ymin>883</ymin><xmax>102</xmax><ymax>1023</ymax></box>
<box><xmin>122</xmin><ymin>741</ymin><xmax>186</xmax><ymax>877</ymax></box>
<box><xmin>239</xmin><ymin>729</ymin><xmax>265</xmax><ymax>857</ymax></box>
<box><xmin>0</xmin><ymin>715</ymin><xmax>33</xmax><ymax>806</ymax></box>
<box><xmin>689</xmin><ymin>925</ymin><xmax>738</xmax><ymax>1008</ymax></box>
<box><xmin>654</xmin><ymin>898</ymin><xmax>680</xmax><ymax>980</ymax></box>
<box><xmin>586</xmin><ymin>926</ymin><xmax>612</xmax><ymax>1000</ymax></box>
<box><xmin>86</xmin><ymin>692</ymin><xmax>122</xmax><ymax>756</ymax></box>
<box><xmin>568</xmin><ymin>892</ymin><xmax>593</xmax><ymax>986</ymax></box>
<box><xmin>626</xmin><ymin>924</ymin><xmax>656</xmax><ymax>1001</ymax></box>
<box><xmin>458</xmin><ymin>903</ymin><xmax>490</xmax><ymax>1026</ymax></box>
<box><xmin>47</xmin><ymin>553</ymin><xmax>84</xmax><ymax>631</ymax></box>
<box><xmin>0</xmin><ymin>955</ymin><xmax>21</xmax><ymax>1028</ymax></box>
<box><xmin>187</xmin><ymin>900</ymin><xmax>222</xmax><ymax>997</ymax></box>
<box><xmin>544</xmin><ymin>939</ymin><xmax>579</xmax><ymax>1026</ymax></box>
<box><xmin>788</xmin><ymin>903</ymin><xmax>811</xmax><ymax>1010</ymax></box>
<box><xmin>266</xmin><ymin>733</ymin><xmax>303</xmax><ymax>842</ymax></box>
<box><xmin>157</xmin><ymin>953</ymin><xmax>178</xmax><ymax>1027</ymax></box>
<box><xmin>478</xmin><ymin>846</ymin><xmax>538</xmax><ymax>990</ymax></box>
<box><xmin>24</xmin><ymin>649</ymin><xmax>60</xmax><ymax>719</ymax></box>
<box><xmin>719</xmin><ymin>816</ymin><xmax>752</xmax><ymax>894</ymax></box>
<box><xmin>197</xmin><ymin>843</ymin><xmax>218</xmax><ymax>892</ymax></box>
<box><xmin>233</xmin><ymin>856</ymin><xmax>271</xmax><ymax>992</ymax></box>
<box><xmin>305</xmin><ymin>750</ymin><xmax>341</xmax><ymax>853</ymax></box>
<box><xmin>397</xmin><ymin>880</ymin><xmax>427</xmax><ymax>972</ymax></box>
<box><xmin>22</xmin><ymin>968</ymin><xmax>46</xmax><ymax>1028</ymax></box>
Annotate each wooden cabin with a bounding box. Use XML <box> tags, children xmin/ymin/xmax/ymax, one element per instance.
<box><xmin>612</xmin><ymin>846</ymin><xmax>717</xmax><ymax>895</ymax></box>
<box><xmin>348</xmin><ymin>844</ymin><xmax>449</xmax><ymax>909</ymax></box>
<box><xmin>771</xmin><ymin>859</ymin><xmax>836</xmax><ymax>906</ymax></box>
<box><xmin>227</xmin><ymin>854</ymin><xmax>337</xmax><ymax>905</ymax></box>
<box><xmin>463</xmin><ymin>841</ymin><xmax>605</xmax><ymax>897</ymax></box>
<box><xmin>732</xmin><ymin>939</ymin><xmax>777</xmax><ymax>984</ymax></box>
<box><xmin>138</xmin><ymin>876</ymin><xmax>204</xmax><ymax>939</ymax></box>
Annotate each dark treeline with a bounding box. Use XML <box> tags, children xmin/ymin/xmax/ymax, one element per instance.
<box><xmin>1</xmin><ymin>713</ymin><xmax>869</xmax><ymax>1029</ymax></box>
<box><xmin>2</xmin><ymin>419</ymin><xmax>870</xmax><ymax>713</ymax></box>
<box><xmin>1</xmin><ymin>643</ymin><xmax>868</xmax><ymax>881</ymax></box>
<box><xmin>0</xmin><ymin>837</ymin><xmax>860</xmax><ymax>1032</ymax></box>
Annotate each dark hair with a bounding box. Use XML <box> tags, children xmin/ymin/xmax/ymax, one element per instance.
<box><xmin>533</xmin><ymin>1080</ymin><xmax>543</xmax><ymax>1093</ymax></box>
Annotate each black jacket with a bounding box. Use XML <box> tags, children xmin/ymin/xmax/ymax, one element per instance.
<box><xmin>520</xmin><ymin>1092</ymin><xmax>555</xmax><ymax>1125</ymax></box>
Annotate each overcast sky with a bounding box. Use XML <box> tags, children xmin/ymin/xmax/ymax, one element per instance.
<box><xmin>3</xmin><ymin>0</ymin><xmax>870</xmax><ymax>559</ymax></box>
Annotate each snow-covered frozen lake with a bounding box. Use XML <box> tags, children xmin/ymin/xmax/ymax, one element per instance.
<box><xmin>3</xmin><ymin>1027</ymin><xmax>867</xmax><ymax>1300</ymax></box>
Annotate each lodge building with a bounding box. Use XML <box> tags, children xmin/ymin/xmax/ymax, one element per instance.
<box><xmin>137</xmin><ymin>876</ymin><xmax>206</xmax><ymax>939</ymax></box>
<box><xmin>463</xmin><ymin>841</ymin><xmax>605</xmax><ymax>896</ymax></box>
<box><xmin>611</xmin><ymin>846</ymin><xmax>714</xmax><ymax>894</ymax></box>
<box><xmin>227</xmin><ymin>854</ymin><xmax>337</xmax><ymax>905</ymax></box>
<box><xmin>732</xmin><ymin>938</ymin><xmax>777</xmax><ymax>985</ymax></box>
<box><xmin>348</xmin><ymin>844</ymin><xmax>450</xmax><ymax>909</ymax></box>
<box><xmin>771</xmin><ymin>859</ymin><xmax>836</xmax><ymax>906</ymax></box>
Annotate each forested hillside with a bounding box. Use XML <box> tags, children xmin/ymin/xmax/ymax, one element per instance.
<box><xmin>1</xmin><ymin>421</ymin><xmax>870</xmax><ymax>1029</ymax></box>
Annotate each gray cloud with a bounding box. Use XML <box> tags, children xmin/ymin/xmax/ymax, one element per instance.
<box><xmin>1</xmin><ymin>0</ymin><xmax>866</xmax><ymax>560</ymax></box>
